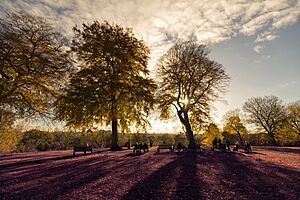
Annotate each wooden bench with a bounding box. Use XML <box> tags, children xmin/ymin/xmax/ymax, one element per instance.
<box><xmin>73</xmin><ymin>146</ymin><xmax>93</xmax><ymax>156</ymax></box>
<box><xmin>233</xmin><ymin>145</ymin><xmax>252</xmax><ymax>153</ymax></box>
<box><xmin>133</xmin><ymin>144</ymin><xmax>149</xmax><ymax>154</ymax></box>
<box><xmin>157</xmin><ymin>144</ymin><xmax>174</xmax><ymax>153</ymax></box>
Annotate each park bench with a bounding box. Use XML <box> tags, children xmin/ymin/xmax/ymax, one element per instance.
<box><xmin>73</xmin><ymin>146</ymin><xmax>93</xmax><ymax>156</ymax></box>
<box><xmin>133</xmin><ymin>144</ymin><xmax>149</xmax><ymax>154</ymax></box>
<box><xmin>233</xmin><ymin>145</ymin><xmax>252</xmax><ymax>153</ymax></box>
<box><xmin>157</xmin><ymin>144</ymin><xmax>174</xmax><ymax>153</ymax></box>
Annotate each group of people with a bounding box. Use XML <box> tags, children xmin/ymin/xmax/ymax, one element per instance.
<box><xmin>212</xmin><ymin>138</ymin><xmax>230</xmax><ymax>151</ymax></box>
<box><xmin>212</xmin><ymin>138</ymin><xmax>252</xmax><ymax>153</ymax></box>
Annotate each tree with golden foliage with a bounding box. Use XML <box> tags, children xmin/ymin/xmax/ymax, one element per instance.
<box><xmin>0</xmin><ymin>12</ymin><xmax>73</xmax><ymax>119</ymax></box>
<box><xmin>223</xmin><ymin>109</ymin><xmax>247</xmax><ymax>145</ymax></box>
<box><xmin>55</xmin><ymin>21</ymin><xmax>156</xmax><ymax>150</ymax></box>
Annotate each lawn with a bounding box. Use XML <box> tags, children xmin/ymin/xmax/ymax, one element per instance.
<box><xmin>0</xmin><ymin>147</ymin><xmax>299</xmax><ymax>200</ymax></box>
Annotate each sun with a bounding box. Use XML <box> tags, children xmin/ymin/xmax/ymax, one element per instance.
<box><xmin>181</xmin><ymin>97</ymin><xmax>189</xmax><ymax>105</ymax></box>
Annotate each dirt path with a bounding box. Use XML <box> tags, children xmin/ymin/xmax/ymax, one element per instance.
<box><xmin>0</xmin><ymin>148</ymin><xmax>299</xmax><ymax>200</ymax></box>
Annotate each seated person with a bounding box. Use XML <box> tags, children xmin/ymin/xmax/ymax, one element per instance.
<box><xmin>133</xmin><ymin>142</ymin><xmax>139</xmax><ymax>153</ymax></box>
<box><xmin>176</xmin><ymin>142</ymin><xmax>183</xmax><ymax>152</ymax></box>
<box><xmin>244</xmin><ymin>141</ymin><xmax>252</xmax><ymax>153</ymax></box>
<box><xmin>143</xmin><ymin>143</ymin><xmax>149</xmax><ymax>152</ymax></box>
<box><xmin>212</xmin><ymin>138</ymin><xmax>218</xmax><ymax>151</ymax></box>
<box><xmin>233</xmin><ymin>141</ymin><xmax>240</xmax><ymax>151</ymax></box>
<box><xmin>225</xmin><ymin>139</ymin><xmax>231</xmax><ymax>151</ymax></box>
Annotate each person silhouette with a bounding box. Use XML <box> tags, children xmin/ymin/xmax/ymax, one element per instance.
<box><xmin>225</xmin><ymin>139</ymin><xmax>231</xmax><ymax>151</ymax></box>
<box><xmin>143</xmin><ymin>143</ymin><xmax>149</xmax><ymax>152</ymax></box>
<box><xmin>149</xmin><ymin>139</ymin><xmax>153</xmax><ymax>148</ymax></box>
<box><xmin>177</xmin><ymin>142</ymin><xmax>183</xmax><ymax>152</ymax></box>
<box><xmin>212</xmin><ymin>138</ymin><xmax>218</xmax><ymax>151</ymax></box>
<box><xmin>217</xmin><ymin>138</ymin><xmax>222</xmax><ymax>150</ymax></box>
<box><xmin>244</xmin><ymin>141</ymin><xmax>252</xmax><ymax>153</ymax></box>
<box><xmin>133</xmin><ymin>142</ymin><xmax>138</xmax><ymax>153</ymax></box>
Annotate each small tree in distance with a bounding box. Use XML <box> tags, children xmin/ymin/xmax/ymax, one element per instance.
<box><xmin>156</xmin><ymin>41</ymin><xmax>230</xmax><ymax>148</ymax></box>
<box><xmin>286</xmin><ymin>101</ymin><xmax>300</xmax><ymax>136</ymax></box>
<box><xmin>202</xmin><ymin>123</ymin><xmax>222</xmax><ymax>146</ymax></box>
<box><xmin>243</xmin><ymin>95</ymin><xmax>287</xmax><ymax>145</ymax></box>
<box><xmin>55</xmin><ymin>21</ymin><xmax>156</xmax><ymax>150</ymax></box>
<box><xmin>223</xmin><ymin>109</ymin><xmax>246</xmax><ymax>145</ymax></box>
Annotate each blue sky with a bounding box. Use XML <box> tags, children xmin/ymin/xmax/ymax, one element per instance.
<box><xmin>210</xmin><ymin>21</ymin><xmax>300</xmax><ymax>123</ymax></box>
<box><xmin>1</xmin><ymin>0</ymin><xmax>300</xmax><ymax>132</ymax></box>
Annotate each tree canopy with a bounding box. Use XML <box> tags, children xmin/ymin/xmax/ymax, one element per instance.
<box><xmin>55</xmin><ymin>21</ymin><xmax>156</xmax><ymax>150</ymax></box>
<box><xmin>0</xmin><ymin>12</ymin><xmax>73</xmax><ymax>119</ymax></box>
<box><xmin>243</xmin><ymin>95</ymin><xmax>287</xmax><ymax>145</ymax></box>
<box><xmin>156</xmin><ymin>41</ymin><xmax>230</xmax><ymax>147</ymax></box>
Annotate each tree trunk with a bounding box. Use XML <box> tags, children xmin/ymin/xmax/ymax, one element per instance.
<box><xmin>177</xmin><ymin>110</ymin><xmax>196</xmax><ymax>148</ymax></box>
<box><xmin>111</xmin><ymin>117</ymin><xmax>120</xmax><ymax>150</ymax></box>
<box><xmin>269</xmin><ymin>134</ymin><xmax>277</xmax><ymax>146</ymax></box>
<box><xmin>236</xmin><ymin>131</ymin><xmax>244</xmax><ymax>145</ymax></box>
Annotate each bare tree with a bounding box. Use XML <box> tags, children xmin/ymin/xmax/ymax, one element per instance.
<box><xmin>243</xmin><ymin>95</ymin><xmax>287</xmax><ymax>145</ymax></box>
<box><xmin>156</xmin><ymin>41</ymin><xmax>230</xmax><ymax>148</ymax></box>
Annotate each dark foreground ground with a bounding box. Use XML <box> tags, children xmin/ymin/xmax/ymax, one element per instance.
<box><xmin>0</xmin><ymin>146</ymin><xmax>299</xmax><ymax>200</ymax></box>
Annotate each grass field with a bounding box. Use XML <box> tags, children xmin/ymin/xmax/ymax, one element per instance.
<box><xmin>0</xmin><ymin>146</ymin><xmax>299</xmax><ymax>200</ymax></box>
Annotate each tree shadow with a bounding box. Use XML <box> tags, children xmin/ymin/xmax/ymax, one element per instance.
<box><xmin>0</xmin><ymin>155</ymin><xmax>76</xmax><ymax>170</ymax></box>
<box><xmin>212</xmin><ymin>152</ymin><xmax>300</xmax><ymax>199</ymax></box>
<box><xmin>1</xmin><ymin>150</ymin><xmax>299</xmax><ymax>200</ymax></box>
<box><xmin>124</xmin><ymin>152</ymin><xmax>147</xmax><ymax>157</ymax></box>
<box><xmin>0</xmin><ymin>154</ymin><xmax>146</xmax><ymax>200</ymax></box>
<box><xmin>122</xmin><ymin>152</ymin><xmax>204</xmax><ymax>200</ymax></box>
<box><xmin>0</xmin><ymin>149</ymin><xmax>109</xmax><ymax>170</ymax></box>
<box><xmin>255</xmin><ymin>146</ymin><xmax>300</xmax><ymax>154</ymax></box>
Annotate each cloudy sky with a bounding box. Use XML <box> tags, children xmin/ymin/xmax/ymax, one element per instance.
<box><xmin>1</xmin><ymin>0</ymin><xmax>300</xmax><ymax>132</ymax></box>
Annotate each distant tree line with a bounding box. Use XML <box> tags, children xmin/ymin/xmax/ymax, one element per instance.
<box><xmin>0</xmin><ymin>12</ymin><xmax>299</xmax><ymax>152</ymax></box>
<box><xmin>202</xmin><ymin>96</ymin><xmax>300</xmax><ymax>147</ymax></box>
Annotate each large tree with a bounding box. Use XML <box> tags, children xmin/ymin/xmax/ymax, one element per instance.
<box><xmin>223</xmin><ymin>109</ymin><xmax>246</xmax><ymax>145</ymax></box>
<box><xmin>156</xmin><ymin>41</ymin><xmax>230</xmax><ymax>148</ymax></box>
<box><xmin>55</xmin><ymin>21</ymin><xmax>156</xmax><ymax>150</ymax></box>
<box><xmin>0</xmin><ymin>12</ymin><xmax>73</xmax><ymax>119</ymax></box>
<box><xmin>243</xmin><ymin>95</ymin><xmax>287</xmax><ymax>145</ymax></box>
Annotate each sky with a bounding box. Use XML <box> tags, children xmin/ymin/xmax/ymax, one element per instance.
<box><xmin>1</xmin><ymin>0</ymin><xmax>300</xmax><ymax>133</ymax></box>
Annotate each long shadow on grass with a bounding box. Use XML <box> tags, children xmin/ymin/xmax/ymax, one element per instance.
<box><xmin>255</xmin><ymin>146</ymin><xmax>300</xmax><ymax>154</ymax></box>
<box><xmin>0</xmin><ymin>154</ymin><xmax>147</xmax><ymax>200</ymax></box>
<box><xmin>0</xmin><ymin>149</ymin><xmax>109</xmax><ymax>170</ymax></box>
<box><xmin>206</xmin><ymin>152</ymin><xmax>300</xmax><ymax>200</ymax></box>
<box><xmin>122</xmin><ymin>152</ymin><xmax>204</xmax><ymax>200</ymax></box>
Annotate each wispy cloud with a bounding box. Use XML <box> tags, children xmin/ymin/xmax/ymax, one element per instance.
<box><xmin>255</xmin><ymin>31</ymin><xmax>279</xmax><ymax>42</ymax></box>
<box><xmin>278</xmin><ymin>81</ymin><xmax>298</xmax><ymax>89</ymax></box>
<box><xmin>254</xmin><ymin>45</ymin><xmax>265</xmax><ymax>53</ymax></box>
<box><xmin>262</xmin><ymin>55</ymin><xmax>271</xmax><ymax>59</ymax></box>
<box><xmin>1</xmin><ymin>0</ymin><xmax>300</xmax><ymax>65</ymax></box>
